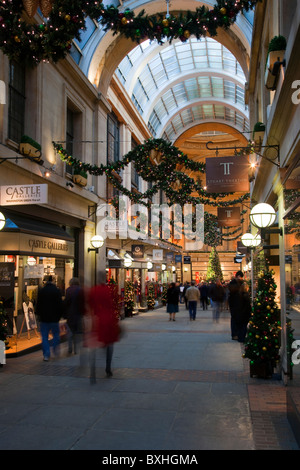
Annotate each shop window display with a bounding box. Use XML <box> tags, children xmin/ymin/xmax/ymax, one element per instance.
<box><xmin>284</xmin><ymin>191</ymin><xmax>300</xmax><ymax>379</ymax></box>
<box><xmin>0</xmin><ymin>254</ymin><xmax>74</xmax><ymax>355</ymax></box>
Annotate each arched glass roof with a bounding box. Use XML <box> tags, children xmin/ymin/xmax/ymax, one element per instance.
<box><xmin>115</xmin><ymin>37</ymin><xmax>249</xmax><ymax>140</ymax></box>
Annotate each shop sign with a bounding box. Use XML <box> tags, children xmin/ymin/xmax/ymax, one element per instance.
<box><xmin>217</xmin><ymin>207</ymin><xmax>240</xmax><ymax>227</ymax></box>
<box><xmin>153</xmin><ymin>249</ymin><xmax>163</xmax><ymax>261</ymax></box>
<box><xmin>0</xmin><ymin>263</ymin><xmax>14</xmax><ymax>335</ymax></box>
<box><xmin>0</xmin><ymin>184</ymin><xmax>48</xmax><ymax>206</ymax></box>
<box><xmin>0</xmin><ymin>232</ymin><xmax>74</xmax><ymax>258</ymax></box>
<box><xmin>184</xmin><ymin>256</ymin><xmax>191</xmax><ymax>264</ymax></box>
<box><xmin>175</xmin><ymin>255</ymin><xmax>182</xmax><ymax>263</ymax></box>
<box><xmin>132</xmin><ymin>245</ymin><xmax>144</xmax><ymax>259</ymax></box>
<box><xmin>205</xmin><ymin>156</ymin><xmax>249</xmax><ymax>193</ymax></box>
<box><xmin>22</xmin><ymin>234</ymin><xmax>74</xmax><ymax>257</ymax></box>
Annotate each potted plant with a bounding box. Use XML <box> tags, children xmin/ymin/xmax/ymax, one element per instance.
<box><xmin>72</xmin><ymin>168</ymin><xmax>88</xmax><ymax>187</ymax></box>
<box><xmin>19</xmin><ymin>135</ymin><xmax>42</xmax><ymax>160</ymax></box>
<box><xmin>253</xmin><ymin>122</ymin><xmax>265</xmax><ymax>145</ymax></box>
<box><xmin>265</xmin><ymin>35</ymin><xmax>286</xmax><ymax>89</ymax></box>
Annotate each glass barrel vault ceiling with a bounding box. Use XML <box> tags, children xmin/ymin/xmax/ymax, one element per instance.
<box><xmin>115</xmin><ymin>37</ymin><xmax>249</xmax><ymax>141</ymax></box>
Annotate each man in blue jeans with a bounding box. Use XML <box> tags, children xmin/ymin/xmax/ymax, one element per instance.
<box><xmin>36</xmin><ymin>275</ymin><xmax>63</xmax><ymax>361</ymax></box>
<box><xmin>185</xmin><ymin>281</ymin><xmax>200</xmax><ymax>320</ymax></box>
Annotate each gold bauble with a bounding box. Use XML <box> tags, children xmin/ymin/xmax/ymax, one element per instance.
<box><xmin>121</xmin><ymin>17</ymin><xmax>128</xmax><ymax>25</ymax></box>
<box><xmin>162</xmin><ymin>18</ymin><xmax>169</xmax><ymax>27</ymax></box>
<box><xmin>220</xmin><ymin>7</ymin><xmax>227</xmax><ymax>15</ymax></box>
<box><xmin>183</xmin><ymin>30</ymin><xmax>190</xmax><ymax>39</ymax></box>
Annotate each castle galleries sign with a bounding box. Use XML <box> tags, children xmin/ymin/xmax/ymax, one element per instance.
<box><xmin>0</xmin><ymin>184</ymin><xmax>48</xmax><ymax>206</ymax></box>
<box><xmin>205</xmin><ymin>156</ymin><xmax>250</xmax><ymax>193</ymax></box>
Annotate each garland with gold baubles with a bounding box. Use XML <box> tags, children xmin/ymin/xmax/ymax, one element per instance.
<box><xmin>53</xmin><ymin>138</ymin><xmax>250</xmax><ymax>209</ymax></box>
<box><xmin>0</xmin><ymin>1</ymin><xmax>260</xmax><ymax>66</ymax></box>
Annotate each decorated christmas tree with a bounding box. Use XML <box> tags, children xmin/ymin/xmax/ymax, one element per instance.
<box><xmin>108</xmin><ymin>279</ymin><xmax>121</xmax><ymax>320</ymax></box>
<box><xmin>206</xmin><ymin>247</ymin><xmax>223</xmax><ymax>282</ymax></box>
<box><xmin>124</xmin><ymin>281</ymin><xmax>135</xmax><ymax>317</ymax></box>
<box><xmin>147</xmin><ymin>283</ymin><xmax>155</xmax><ymax>310</ymax></box>
<box><xmin>243</xmin><ymin>269</ymin><xmax>281</xmax><ymax>378</ymax></box>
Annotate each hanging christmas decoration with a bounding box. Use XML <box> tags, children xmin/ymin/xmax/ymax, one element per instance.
<box><xmin>22</xmin><ymin>0</ymin><xmax>54</xmax><ymax>18</ymax></box>
<box><xmin>0</xmin><ymin>1</ymin><xmax>261</xmax><ymax>66</ymax></box>
<box><xmin>53</xmin><ymin>138</ymin><xmax>250</xmax><ymax>210</ymax></box>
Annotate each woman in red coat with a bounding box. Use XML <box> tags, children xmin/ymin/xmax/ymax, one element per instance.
<box><xmin>88</xmin><ymin>272</ymin><xmax>120</xmax><ymax>383</ymax></box>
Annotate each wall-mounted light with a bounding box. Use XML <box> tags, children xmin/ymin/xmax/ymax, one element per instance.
<box><xmin>162</xmin><ymin>264</ymin><xmax>166</xmax><ymax>271</ymax></box>
<box><xmin>124</xmin><ymin>258</ymin><xmax>133</xmax><ymax>268</ymax></box>
<box><xmin>0</xmin><ymin>212</ymin><xmax>6</xmax><ymax>231</ymax></box>
<box><xmin>147</xmin><ymin>261</ymin><xmax>153</xmax><ymax>270</ymax></box>
<box><xmin>88</xmin><ymin>235</ymin><xmax>104</xmax><ymax>253</ymax></box>
<box><xmin>241</xmin><ymin>232</ymin><xmax>261</xmax><ymax>248</ymax></box>
<box><xmin>241</xmin><ymin>233</ymin><xmax>255</xmax><ymax>247</ymax></box>
<box><xmin>250</xmin><ymin>203</ymin><xmax>276</xmax><ymax>228</ymax></box>
<box><xmin>44</xmin><ymin>170</ymin><xmax>51</xmax><ymax>178</ymax></box>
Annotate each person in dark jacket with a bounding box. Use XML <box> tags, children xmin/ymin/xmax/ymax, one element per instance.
<box><xmin>36</xmin><ymin>275</ymin><xmax>63</xmax><ymax>361</ymax></box>
<box><xmin>228</xmin><ymin>271</ymin><xmax>251</xmax><ymax>342</ymax></box>
<box><xmin>63</xmin><ymin>277</ymin><xmax>85</xmax><ymax>355</ymax></box>
<box><xmin>199</xmin><ymin>282</ymin><xmax>208</xmax><ymax>310</ymax></box>
<box><xmin>210</xmin><ymin>279</ymin><xmax>225</xmax><ymax>323</ymax></box>
<box><xmin>167</xmin><ymin>282</ymin><xmax>180</xmax><ymax>321</ymax></box>
<box><xmin>236</xmin><ymin>282</ymin><xmax>252</xmax><ymax>343</ymax></box>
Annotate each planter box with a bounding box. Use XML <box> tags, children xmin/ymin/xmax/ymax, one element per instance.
<box><xmin>268</xmin><ymin>50</ymin><xmax>285</xmax><ymax>70</ymax></box>
<box><xmin>19</xmin><ymin>143</ymin><xmax>42</xmax><ymax>160</ymax></box>
<box><xmin>265</xmin><ymin>50</ymin><xmax>285</xmax><ymax>90</ymax></box>
<box><xmin>250</xmin><ymin>361</ymin><xmax>273</xmax><ymax>379</ymax></box>
<box><xmin>73</xmin><ymin>174</ymin><xmax>87</xmax><ymax>187</ymax></box>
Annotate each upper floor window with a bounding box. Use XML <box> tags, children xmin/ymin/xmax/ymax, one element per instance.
<box><xmin>8</xmin><ymin>61</ymin><xmax>25</xmax><ymax>143</ymax></box>
<box><xmin>66</xmin><ymin>104</ymin><xmax>83</xmax><ymax>176</ymax></box>
<box><xmin>107</xmin><ymin>113</ymin><xmax>120</xmax><ymax>164</ymax></box>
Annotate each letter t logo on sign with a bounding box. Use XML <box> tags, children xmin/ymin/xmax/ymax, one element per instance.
<box><xmin>220</xmin><ymin>162</ymin><xmax>234</xmax><ymax>175</ymax></box>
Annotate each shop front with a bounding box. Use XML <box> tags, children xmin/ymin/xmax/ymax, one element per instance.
<box><xmin>0</xmin><ymin>212</ymin><xmax>75</xmax><ymax>356</ymax></box>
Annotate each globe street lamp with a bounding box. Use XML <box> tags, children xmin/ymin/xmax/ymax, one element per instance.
<box><xmin>250</xmin><ymin>203</ymin><xmax>276</xmax><ymax>228</ymax></box>
<box><xmin>88</xmin><ymin>235</ymin><xmax>104</xmax><ymax>253</ymax></box>
<box><xmin>0</xmin><ymin>212</ymin><xmax>6</xmax><ymax>231</ymax></box>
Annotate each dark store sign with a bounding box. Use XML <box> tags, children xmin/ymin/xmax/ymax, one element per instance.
<box><xmin>217</xmin><ymin>207</ymin><xmax>241</xmax><ymax>227</ymax></box>
<box><xmin>131</xmin><ymin>245</ymin><xmax>144</xmax><ymax>259</ymax></box>
<box><xmin>205</xmin><ymin>156</ymin><xmax>250</xmax><ymax>193</ymax></box>
<box><xmin>184</xmin><ymin>256</ymin><xmax>191</xmax><ymax>264</ymax></box>
<box><xmin>0</xmin><ymin>263</ymin><xmax>15</xmax><ymax>335</ymax></box>
<box><xmin>0</xmin><ymin>233</ymin><xmax>74</xmax><ymax>258</ymax></box>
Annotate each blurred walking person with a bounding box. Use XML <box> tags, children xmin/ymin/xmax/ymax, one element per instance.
<box><xmin>167</xmin><ymin>282</ymin><xmax>180</xmax><ymax>321</ymax></box>
<box><xmin>88</xmin><ymin>271</ymin><xmax>120</xmax><ymax>383</ymax></box>
<box><xmin>185</xmin><ymin>281</ymin><xmax>200</xmax><ymax>320</ymax></box>
<box><xmin>210</xmin><ymin>279</ymin><xmax>224</xmax><ymax>323</ymax></box>
<box><xmin>36</xmin><ymin>275</ymin><xmax>63</xmax><ymax>361</ymax></box>
<box><xmin>63</xmin><ymin>277</ymin><xmax>85</xmax><ymax>355</ymax></box>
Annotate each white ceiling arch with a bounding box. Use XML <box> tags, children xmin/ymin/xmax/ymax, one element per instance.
<box><xmin>115</xmin><ymin>36</ymin><xmax>249</xmax><ymax>138</ymax></box>
<box><xmin>75</xmin><ymin>0</ymin><xmax>254</xmax><ymax>91</ymax></box>
<box><xmin>159</xmin><ymin>102</ymin><xmax>249</xmax><ymax>143</ymax></box>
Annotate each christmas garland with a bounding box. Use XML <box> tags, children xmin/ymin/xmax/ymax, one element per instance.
<box><xmin>53</xmin><ymin>138</ymin><xmax>250</xmax><ymax>208</ymax></box>
<box><xmin>0</xmin><ymin>1</ymin><xmax>260</xmax><ymax>66</ymax></box>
